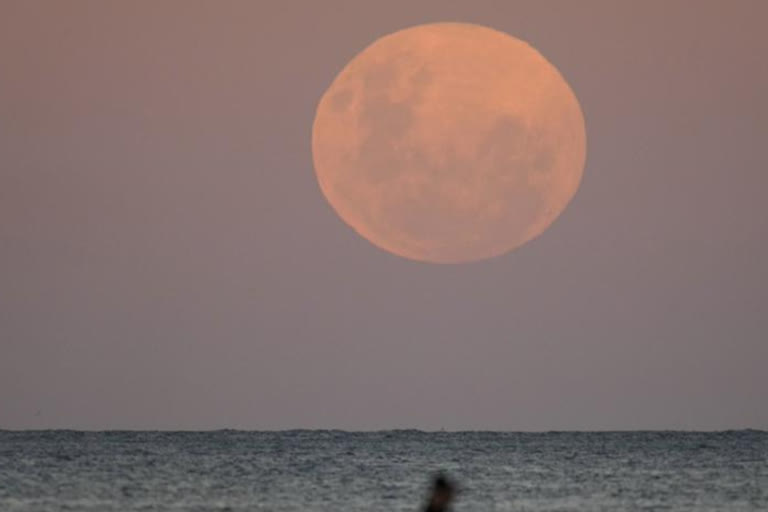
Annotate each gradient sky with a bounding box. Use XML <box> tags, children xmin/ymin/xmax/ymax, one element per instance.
<box><xmin>1</xmin><ymin>1</ymin><xmax>766</xmax><ymax>431</ymax></box>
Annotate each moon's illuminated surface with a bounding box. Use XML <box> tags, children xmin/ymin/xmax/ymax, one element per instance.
<box><xmin>312</xmin><ymin>23</ymin><xmax>586</xmax><ymax>263</ymax></box>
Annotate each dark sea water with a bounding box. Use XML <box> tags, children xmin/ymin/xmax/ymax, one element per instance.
<box><xmin>0</xmin><ymin>430</ymin><xmax>766</xmax><ymax>511</ymax></box>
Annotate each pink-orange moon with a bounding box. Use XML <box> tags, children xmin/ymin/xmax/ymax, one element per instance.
<box><xmin>312</xmin><ymin>23</ymin><xmax>586</xmax><ymax>263</ymax></box>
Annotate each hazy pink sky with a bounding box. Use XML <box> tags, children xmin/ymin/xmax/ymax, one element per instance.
<box><xmin>1</xmin><ymin>0</ymin><xmax>766</xmax><ymax>430</ymax></box>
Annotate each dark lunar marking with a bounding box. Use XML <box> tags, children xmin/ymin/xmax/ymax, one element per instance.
<box><xmin>532</xmin><ymin>147</ymin><xmax>556</xmax><ymax>175</ymax></box>
<box><xmin>477</xmin><ymin>115</ymin><xmax>528</xmax><ymax>169</ymax></box>
<box><xmin>355</xmin><ymin>63</ymin><xmax>434</xmax><ymax>186</ymax></box>
<box><xmin>359</xmin><ymin>96</ymin><xmax>415</xmax><ymax>137</ymax></box>
<box><xmin>418</xmin><ymin>144</ymin><xmax>464</xmax><ymax>182</ymax></box>
<box><xmin>358</xmin><ymin>95</ymin><xmax>417</xmax><ymax>184</ymax></box>
<box><xmin>329</xmin><ymin>89</ymin><xmax>353</xmax><ymax>112</ymax></box>
<box><xmin>358</xmin><ymin>137</ymin><xmax>406</xmax><ymax>184</ymax></box>
<box><xmin>411</xmin><ymin>65</ymin><xmax>433</xmax><ymax>90</ymax></box>
<box><xmin>361</xmin><ymin>60</ymin><xmax>399</xmax><ymax>95</ymax></box>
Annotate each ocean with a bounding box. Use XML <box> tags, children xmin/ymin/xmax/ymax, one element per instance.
<box><xmin>0</xmin><ymin>430</ymin><xmax>766</xmax><ymax>511</ymax></box>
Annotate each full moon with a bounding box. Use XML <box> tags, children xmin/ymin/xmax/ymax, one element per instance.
<box><xmin>312</xmin><ymin>23</ymin><xmax>586</xmax><ymax>263</ymax></box>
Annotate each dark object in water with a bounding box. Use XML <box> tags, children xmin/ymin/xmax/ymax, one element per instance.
<box><xmin>423</xmin><ymin>473</ymin><xmax>456</xmax><ymax>512</ymax></box>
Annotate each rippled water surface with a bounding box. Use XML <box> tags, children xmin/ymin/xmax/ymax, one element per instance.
<box><xmin>1</xmin><ymin>430</ymin><xmax>766</xmax><ymax>511</ymax></box>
